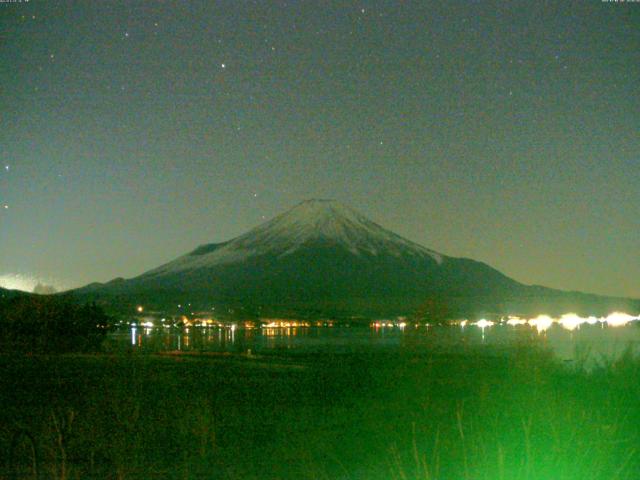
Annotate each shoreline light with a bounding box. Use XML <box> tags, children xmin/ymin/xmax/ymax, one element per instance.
<box><xmin>528</xmin><ymin>315</ymin><xmax>554</xmax><ymax>333</ymax></box>
<box><xmin>506</xmin><ymin>316</ymin><xmax>527</xmax><ymax>326</ymax></box>
<box><xmin>605</xmin><ymin>312</ymin><xmax>638</xmax><ymax>327</ymax></box>
<box><xmin>474</xmin><ymin>319</ymin><xmax>494</xmax><ymax>329</ymax></box>
<box><xmin>559</xmin><ymin>313</ymin><xmax>583</xmax><ymax>331</ymax></box>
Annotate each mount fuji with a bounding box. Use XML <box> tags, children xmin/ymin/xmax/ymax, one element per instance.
<box><xmin>73</xmin><ymin>200</ymin><xmax>638</xmax><ymax>319</ymax></box>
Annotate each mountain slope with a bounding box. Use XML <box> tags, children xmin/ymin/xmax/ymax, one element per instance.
<box><xmin>74</xmin><ymin>200</ymin><xmax>639</xmax><ymax>318</ymax></box>
<box><xmin>0</xmin><ymin>287</ymin><xmax>32</xmax><ymax>312</ymax></box>
<box><xmin>142</xmin><ymin>199</ymin><xmax>444</xmax><ymax>278</ymax></box>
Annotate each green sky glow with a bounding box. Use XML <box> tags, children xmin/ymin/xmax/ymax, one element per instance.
<box><xmin>1</xmin><ymin>1</ymin><xmax>638</xmax><ymax>298</ymax></box>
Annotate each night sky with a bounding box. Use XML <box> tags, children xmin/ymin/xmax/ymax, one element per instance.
<box><xmin>1</xmin><ymin>1</ymin><xmax>638</xmax><ymax>298</ymax></box>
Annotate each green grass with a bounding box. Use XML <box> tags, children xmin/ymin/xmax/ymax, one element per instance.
<box><xmin>0</xmin><ymin>344</ymin><xmax>638</xmax><ymax>479</ymax></box>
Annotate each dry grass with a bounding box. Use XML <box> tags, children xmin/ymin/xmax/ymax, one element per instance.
<box><xmin>0</xmin><ymin>345</ymin><xmax>638</xmax><ymax>479</ymax></box>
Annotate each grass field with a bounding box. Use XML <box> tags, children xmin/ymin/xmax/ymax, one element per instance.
<box><xmin>1</xmin><ymin>344</ymin><xmax>638</xmax><ymax>479</ymax></box>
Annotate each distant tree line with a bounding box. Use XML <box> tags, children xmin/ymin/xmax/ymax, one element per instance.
<box><xmin>0</xmin><ymin>295</ymin><xmax>109</xmax><ymax>353</ymax></box>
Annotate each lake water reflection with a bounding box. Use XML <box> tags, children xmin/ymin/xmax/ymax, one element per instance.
<box><xmin>110</xmin><ymin>322</ymin><xmax>640</xmax><ymax>365</ymax></box>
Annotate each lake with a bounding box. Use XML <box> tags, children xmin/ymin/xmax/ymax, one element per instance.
<box><xmin>108</xmin><ymin>320</ymin><xmax>640</xmax><ymax>366</ymax></box>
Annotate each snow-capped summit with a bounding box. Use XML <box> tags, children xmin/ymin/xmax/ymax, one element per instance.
<box><xmin>232</xmin><ymin>199</ymin><xmax>442</xmax><ymax>259</ymax></box>
<box><xmin>143</xmin><ymin>199</ymin><xmax>443</xmax><ymax>277</ymax></box>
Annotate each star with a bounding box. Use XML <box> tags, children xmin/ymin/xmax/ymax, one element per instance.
<box><xmin>221</xmin><ymin>63</ymin><xmax>226</xmax><ymax>69</ymax></box>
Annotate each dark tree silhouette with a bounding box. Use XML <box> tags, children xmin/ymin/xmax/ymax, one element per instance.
<box><xmin>0</xmin><ymin>296</ymin><xmax>109</xmax><ymax>353</ymax></box>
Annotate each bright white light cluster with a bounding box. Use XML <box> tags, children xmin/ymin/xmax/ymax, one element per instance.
<box><xmin>473</xmin><ymin>319</ymin><xmax>495</xmax><ymax>329</ymax></box>
<box><xmin>489</xmin><ymin>312</ymin><xmax>640</xmax><ymax>332</ymax></box>
<box><xmin>604</xmin><ymin>312</ymin><xmax>638</xmax><ymax>327</ymax></box>
<box><xmin>528</xmin><ymin>315</ymin><xmax>554</xmax><ymax>333</ymax></box>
